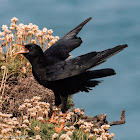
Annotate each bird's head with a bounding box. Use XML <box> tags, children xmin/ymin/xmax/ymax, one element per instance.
<box><xmin>15</xmin><ymin>43</ymin><xmax>43</xmax><ymax>61</ymax></box>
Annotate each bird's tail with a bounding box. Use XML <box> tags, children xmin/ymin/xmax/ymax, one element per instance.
<box><xmin>80</xmin><ymin>68</ymin><xmax>116</xmax><ymax>92</ymax></box>
<box><xmin>86</xmin><ymin>68</ymin><xmax>116</xmax><ymax>79</ymax></box>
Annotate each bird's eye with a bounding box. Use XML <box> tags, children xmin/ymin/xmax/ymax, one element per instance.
<box><xmin>28</xmin><ymin>46</ymin><xmax>33</xmax><ymax>51</ymax></box>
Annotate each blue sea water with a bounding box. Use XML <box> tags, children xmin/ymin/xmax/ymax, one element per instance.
<box><xmin>0</xmin><ymin>0</ymin><xmax>140</xmax><ymax>139</ymax></box>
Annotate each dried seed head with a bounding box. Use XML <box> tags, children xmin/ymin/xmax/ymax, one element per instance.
<box><xmin>63</xmin><ymin>126</ymin><xmax>69</xmax><ymax>132</ymax></box>
<box><xmin>109</xmin><ymin>133</ymin><xmax>115</xmax><ymax>138</ymax></box>
<box><xmin>2</xmin><ymin>25</ymin><xmax>8</xmax><ymax>31</ymax></box>
<box><xmin>66</xmin><ymin>131</ymin><xmax>73</xmax><ymax>136</ymax></box>
<box><xmin>101</xmin><ymin>124</ymin><xmax>110</xmax><ymax>130</ymax></box>
<box><xmin>88</xmin><ymin>133</ymin><xmax>94</xmax><ymax>139</ymax></box>
<box><xmin>23</xmin><ymin>116</ymin><xmax>28</xmax><ymax>120</ymax></box>
<box><xmin>42</xmin><ymin>28</ymin><xmax>47</xmax><ymax>34</ymax></box>
<box><xmin>52</xmin><ymin>133</ymin><xmax>59</xmax><ymax>139</ymax></box>
<box><xmin>1</xmin><ymin>65</ymin><xmax>6</xmax><ymax>70</ymax></box>
<box><xmin>35</xmin><ymin>135</ymin><xmax>41</xmax><ymax>140</ymax></box>
<box><xmin>38</xmin><ymin>117</ymin><xmax>43</xmax><ymax>121</ymax></box>
<box><xmin>74</xmin><ymin>108</ymin><xmax>80</xmax><ymax>113</ymax></box>
<box><xmin>23</xmin><ymin>119</ymin><xmax>29</xmax><ymax>124</ymax></box>
<box><xmin>59</xmin><ymin>134</ymin><xmax>68</xmax><ymax>140</ymax></box>
<box><xmin>59</xmin><ymin>119</ymin><xmax>65</xmax><ymax>124</ymax></box>
<box><xmin>11</xmin><ymin>17</ymin><xmax>18</xmax><ymax>23</ymax></box>
<box><xmin>94</xmin><ymin>128</ymin><xmax>99</xmax><ymax>133</ymax></box>
<box><xmin>34</xmin><ymin>126</ymin><xmax>40</xmax><ymax>131</ymax></box>
<box><xmin>48</xmin><ymin>29</ymin><xmax>53</xmax><ymax>35</ymax></box>
<box><xmin>80</xmin><ymin>125</ymin><xmax>85</xmax><ymax>130</ymax></box>
<box><xmin>85</xmin><ymin>129</ymin><xmax>90</xmax><ymax>133</ymax></box>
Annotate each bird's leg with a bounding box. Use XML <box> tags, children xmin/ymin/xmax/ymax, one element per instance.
<box><xmin>55</xmin><ymin>113</ymin><xmax>67</xmax><ymax>133</ymax></box>
<box><xmin>48</xmin><ymin>95</ymin><xmax>61</xmax><ymax>124</ymax></box>
<box><xmin>48</xmin><ymin>112</ymin><xmax>58</xmax><ymax>124</ymax></box>
<box><xmin>55</xmin><ymin>96</ymin><xmax>68</xmax><ymax>133</ymax></box>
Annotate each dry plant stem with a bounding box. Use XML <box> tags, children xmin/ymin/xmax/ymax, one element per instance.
<box><xmin>86</xmin><ymin>132</ymin><xmax>89</xmax><ymax>140</ymax></box>
<box><xmin>1</xmin><ymin>61</ymin><xmax>8</xmax><ymax>96</ymax></box>
<box><xmin>82</xmin><ymin>130</ymin><xmax>84</xmax><ymax>140</ymax></box>
<box><xmin>73</xmin><ymin>115</ymin><xmax>78</xmax><ymax>126</ymax></box>
<box><xmin>21</xmin><ymin>111</ymin><xmax>23</xmax><ymax>123</ymax></box>
<box><xmin>35</xmin><ymin>36</ymin><xmax>37</xmax><ymax>44</ymax></box>
<box><xmin>76</xmin><ymin>129</ymin><xmax>81</xmax><ymax>137</ymax></box>
<box><xmin>95</xmin><ymin>132</ymin><xmax>97</xmax><ymax>139</ymax></box>
<box><xmin>39</xmin><ymin>121</ymin><xmax>41</xmax><ymax>127</ymax></box>
<box><xmin>0</xmin><ymin>68</ymin><xmax>6</xmax><ymax>92</ymax></box>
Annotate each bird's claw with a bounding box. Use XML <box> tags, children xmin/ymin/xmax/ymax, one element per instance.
<box><xmin>55</xmin><ymin>127</ymin><xmax>63</xmax><ymax>133</ymax></box>
<box><xmin>48</xmin><ymin>119</ymin><xmax>58</xmax><ymax>124</ymax></box>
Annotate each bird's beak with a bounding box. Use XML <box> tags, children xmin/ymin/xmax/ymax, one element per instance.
<box><xmin>13</xmin><ymin>44</ymin><xmax>29</xmax><ymax>55</ymax></box>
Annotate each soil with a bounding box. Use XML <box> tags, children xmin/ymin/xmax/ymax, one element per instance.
<box><xmin>1</xmin><ymin>75</ymin><xmax>55</xmax><ymax>116</ymax></box>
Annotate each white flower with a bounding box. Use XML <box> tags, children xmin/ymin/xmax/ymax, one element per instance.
<box><xmin>21</xmin><ymin>124</ymin><xmax>28</xmax><ymax>128</ymax></box>
<box><xmin>33</xmin><ymin>24</ymin><xmax>39</xmax><ymax>30</ymax></box>
<box><xmin>49</xmin><ymin>35</ymin><xmax>54</xmax><ymax>40</ymax></box>
<box><xmin>48</xmin><ymin>29</ymin><xmax>53</xmax><ymax>35</ymax></box>
<box><xmin>54</xmin><ymin>36</ymin><xmax>59</xmax><ymax>40</ymax></box>
<box><xmin>31</xmin><ymin>39</ymin><xmax>36</xmax><ymax>43</ymax></box>
<box><xmin>9</xmin><ymin>34</ymin><xmax>14</xmax><ymax>39</ymax></box>
<box><xmin>35</xmin><ymin>135</ymin><xmax>41</xmax><ymax>140</ymax></box>
<box><xmin>11</xmin><ymin>17</ymin><xmax>18</xmax><ymax>23</ymax></box>
<box><xmin>42</xmin><ymin>28</ymin><xmax>47</xmax><ymax>33</ymax></box>
<box><xmin>36</xmin><ymin>30</ymin><xmax>43</xmax><ymax>37</ymax></box>
<box><xmin>28</xmin><ymin>30</ymin><xmax>34</xmax><ymax>35</ymax></box>
<box><xmin>11</xmin><ymin>23</ymin><xmax>17</xmax><ymax>28</ymax></box>
<box><xmin>16</xmin><ymin>130</ymin><xmax>21</xmax><ymax>135</ymax></box>
<box><xmin>88</xmin><ymin>134</ymin><xmax>94</xmax><ymax>139</ymax></box>
<box><xmin>101</xmin><ymin>124</ymin><xmax>110</xmax><ymax>130</ymax></box>
<box><xmin>34</xmin><ymin>126</ymin><xmax>40</xmax><ymax>131</ymax></box>
<box><xmin>23</xmin><ymin>119</ymin><xmax>29</xmax><ymax>124</ymax></box>
<box><xmin>74</xmin><ymin>108</ymin><xmax>80</xmax><ymax>113</ymax></box>
<box><xmin>94</xmin><ymin>128</ymin><xmax>99</xmax><ymax>133</ymax></box>
<box><xmin>52</xmin><ymin>133</ymin><xmax>59</xmax><ymax>140</ymax></box>
<box><xmin>66</xmin><ymin>131</ymin><xmax>73</xmax><ymax>136</ymax></box>
<box><xmin>59</xmin><ymin>134</ymin><xmax>68</xmax><ymax>140</ymax></box>
<box><xmin>0</xmin><ymin>31</ymin><xmax>3</xmax><ymax>37</ymax></box>
<box><xmin>10</xmin><ymin>26</ymin><xmax>14</xmax><ymax>30</ymax></box>
<box><xmin>2</xmin><ymin>25</ymin><xmax>8</xmax><ymax>31</ymax></box>
<box><xmin>63</xmin><ymin>126</ymin><xmax>69</xmax><ymax>132</ymax></box>
<box><xmin>85</xmin><ymin>129</ymin><xmax>90</xmax><ymax>133</ymax></box>
<box><xmin>38</xmin><ymin>117</ymin><xmax>43</xmax><ymax>121</ymax></box>
<box><xmin>80</xmin><ymin>125</ymin><xmax>85</xmax><ymax>130</ymax></box>
<box><xmin>109</xmin><ymin>133</ymin><xmax>115</xmax><ymax>138</ymax></box>
<box><xmin>97</xmin><ymin>138</ymin><xmax>102</xmax><ymax>140</ymax></box>
<box><xmin>1</xmin><ymin>65</ymin><xmax>6</xmax><ymax>70</ymax></box>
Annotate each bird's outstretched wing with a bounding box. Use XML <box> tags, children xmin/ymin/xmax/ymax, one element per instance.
<box><xmin>44</xmin><ymin>17</ymin><xmax>92</xmax><ymax>64</ymax></box>
<box><xmin>46</xmin><ymin>44</ymin><xmax>128</xmax><ymax>81</ymax></box>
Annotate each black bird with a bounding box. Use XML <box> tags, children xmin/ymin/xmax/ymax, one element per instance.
<box><xmin>16</xmin><ymin>17</ymin><xmax>127</xmax><ymax>132</ymax></box>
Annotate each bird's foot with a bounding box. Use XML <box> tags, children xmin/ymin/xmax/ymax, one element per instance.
<box><xmin>48</xmin><ymin>119</ymin><xmax>58</xmax><ymax>124</ymax></box>
<box><xmin>55</xmin><ymin>113</ymin><xmax>66</xmax><ymax>132</ymax></box>
<box><xmin>55</xmin><ymin>123</ymin><xmax>64</xmax><ymax>133</ymax></box>
<box><xmin>48</xmin><ymin>112</ymin><xmax>58</xmax><ymax>124</ymax></box>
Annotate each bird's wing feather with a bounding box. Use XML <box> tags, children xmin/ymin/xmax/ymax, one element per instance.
<box><xmin>46</xmin><ymin>44</ymin><xmax>128</xmax><ymax>81</ymax></box>
<box><xmin>44</xmin><ymin>17</ymin><xmax>92</xmax><ymax>64</ymax></box>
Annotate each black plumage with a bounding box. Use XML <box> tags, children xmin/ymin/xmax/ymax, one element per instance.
<box><xmin>17</xmin><ymin>17</ymin><xmax>128</xmax><ymax>113</ymax></box>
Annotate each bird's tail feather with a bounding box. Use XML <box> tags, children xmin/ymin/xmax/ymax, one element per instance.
<box><xmin>87</xmin><ymin>68</ymin><xmax>116</xmax><ymax>79</ymax></box>
<box><xmin>82</xmin><ymin>68</ymin><xmax>115</xmax><ymax>92</ymax></box>
<box><xmin>82</xmin><ymin>80</ymin><xmax>101</xmax><ymax>92</ymax></box>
